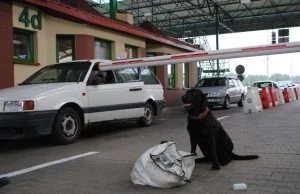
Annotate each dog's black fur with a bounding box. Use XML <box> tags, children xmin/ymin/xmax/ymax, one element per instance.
<box><xmin>182</xmin><ymin>88</ymin><xmax>259</xmax><ymax>170</ymax></box>
<box><xmin>0</xmin><ymin>177</ymin><xmax>10</xmax><ymax>188</ymax></box>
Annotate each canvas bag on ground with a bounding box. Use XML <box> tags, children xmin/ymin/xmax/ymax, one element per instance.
<box><xmin>130</xmin><ymin>141</ymin><xmax>195</xmax><ymax>188</ymax></box>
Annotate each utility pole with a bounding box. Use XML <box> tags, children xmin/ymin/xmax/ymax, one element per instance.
<box><xmin>267</xmin><ymin>30</ymin><xmax>269</xmax><ymax>78</ymax></box>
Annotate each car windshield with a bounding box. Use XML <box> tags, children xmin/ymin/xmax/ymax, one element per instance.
<box><xmin>20</xmin><ymin>62</ymin><xmax>91</xmax><ymax>85</ymax></box>
<box><xmin>195</xmin><ymin>78</ymin><xmax>226</xmax><ymax>87</ymax></box>
<box><xmin>251</xmin><ymin>82</ymin><xmax>272</xmax><ymax>88</ymax></box>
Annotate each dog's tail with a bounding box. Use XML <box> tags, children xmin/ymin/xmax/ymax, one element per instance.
<box><xmin>232</xmin><ymin>153</ymin><xmax>259</xmax><ymax>160</ymax></box>
<box><xmin>0</xmin><ymin>177</ymin><xmax>11</xmax><ymax>188</ymax></box>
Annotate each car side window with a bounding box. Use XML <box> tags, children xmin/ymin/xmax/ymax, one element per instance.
<box><xmin>229</xmin><ymin>79</ymin><xmax>235</xmax><ymax>87</ymax></box>
<box><xmin>233</xmin><ymin>79</ymin><xmax>239</xmax><ymax>87</ymax></box>
<box><xmin>114</xmin><ymin>68</ymin><xmax>139</xmax><ymax>83</ymax></box>
<box><xmin>140</xmin><ymin>67</ymin><xmax>160</xmax><ymax>85</ymax></box>
<box><xmin>88</xmin><ymin>65</ymin><xmax>116</xmax><ymax>85</ymax></box>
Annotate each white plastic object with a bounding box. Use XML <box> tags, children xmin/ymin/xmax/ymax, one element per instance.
<box><xmin>232</xmin><ymin>183</ymin><xmax>247</xmax><ymax>190</ymax></box>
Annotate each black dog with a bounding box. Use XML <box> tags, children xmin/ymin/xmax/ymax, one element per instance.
<box><xmin>181</xmin><ymin>88</ymin><xmax>259</xmax><ymax>170</ymax></box>
<box><xmin>0</xmin><ymin>177</ymin><xmax>10</xmax><ymax>188</ymax></box>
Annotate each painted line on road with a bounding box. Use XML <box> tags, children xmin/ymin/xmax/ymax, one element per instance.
<box><xmin>217</xmin><ymin>116</ymin><xmax>230</xmax><ymax>121</ymax></box>
<box><xmin>0</xmin><ymin>152</ymin><xmax>98</xmax><ymax>179</ymax></box>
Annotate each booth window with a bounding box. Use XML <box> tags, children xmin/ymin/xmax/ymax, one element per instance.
<box><xmin>56</xmin><ymin>35</ymin><xmax>75</xmax><ymax>63</ymax></box>
<box><xmin>13</xmin><ymin>29</ymin><xmax>34</xmax><ymax>63</ymax></box>
<box><xmin>94</xmin><ymin>39</ymin><xmax>111</xmax><ymax>59</ymax></box>
<box><xmin>183</xmin><ymin>63</ymin><xmax>189</xmax><ymax>88</ymax></box>
<box><xmin>125</xmin><ymin>45</ymin><xmax>137</xmax><ymax>58</ymax></box>
<box><xmin>168</xmin><ymin>64</ymin><xmax>176</xmax><ymax>88</ymax></box>
<box><xmin>146</xmin><ymin>52</ymin><xmax>157</xmax><ymax>75</ymax></box>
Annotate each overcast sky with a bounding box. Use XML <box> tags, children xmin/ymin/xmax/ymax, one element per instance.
<box><xmin>205</xmin><ymin>27</ymin><xmax>300</xmax><ymax>77</ymax></box>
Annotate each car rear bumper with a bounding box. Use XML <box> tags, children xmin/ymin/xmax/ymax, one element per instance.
<box><xmin>0</xmin><ymin>111</ymin><xmax>57</xmax><ymax>139</ymax></box>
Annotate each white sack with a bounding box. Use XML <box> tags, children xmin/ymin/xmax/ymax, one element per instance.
<box><xmin>130</xmin><ymin>141</ymin><xmax>195</xmax><ymax>188</ymax></box>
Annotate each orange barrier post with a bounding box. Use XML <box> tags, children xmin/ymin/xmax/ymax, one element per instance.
<box><xmin>283</xmin><ymin>88</ymin><xmax>291</xmax><ymax>103</ymax></box>
<box><xmin>260</xmin><ymin>87</ymin><xmax>273</xmax><ymax>109</ymax></box>
<box><xmin>269</xmin><ymin>87</ymin><xmax>279</xmax><ymax>107</ymax></box>
<box><xmin>293</xmin><ymin>88</ymin><xmax>299</xmax><ymax>100</ymax></box>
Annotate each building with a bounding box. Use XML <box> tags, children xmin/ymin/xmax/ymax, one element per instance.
<box><xmin>0</xmin><ymin>0</ymin><xmax>202</xmax><ymax>107</ymax></box>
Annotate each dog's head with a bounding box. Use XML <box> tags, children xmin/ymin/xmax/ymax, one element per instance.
<box><xmin>181</xmin><ymin>88</ymin><xmax>209</xmax><ymax>115</ymax></box>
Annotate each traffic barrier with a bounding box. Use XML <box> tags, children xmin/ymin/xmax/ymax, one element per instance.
<box><xmin>289</xmin><ymin>88</ymin><xmax>296</xmax><ymax>101</ymax></box>
<box><xmin>260</xmin><ymin>87</ymin><xmax>273</xmax><ymax>109</ymax></box>
<box><xmin>293</xmin><ymin>88</ymin><xmax>299</xmax><ymax>100</ymax></box>
<box><xmin>276</xmin><ymin>88</ymin><xmax>285</xmax><ymax>105</ymax></box>
<box><xmin>283</xmin><ymin>88</ymin><xmax>292</xmax><ymax>103</ymax></box>
<box><xmin>244</xmin><ymin>87</ymin><xmax>263</xmax><ymax>113</ymax></box>
<box><xmin>269</xmin><ymin>87</ymin><xmax>279</xmax><ymax>107</ymax></box>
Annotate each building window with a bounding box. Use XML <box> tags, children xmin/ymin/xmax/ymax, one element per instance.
<box><xmin>13</xmin><ymin>29</ymin><xmax>34</xmax><ymax>63</ymax></box>
<box><xmin>146</xmin><ymin>53</ymin><xmax>156</xmax><ymax>75</ymax></box>
<box><xmin>183</xmin><ymin>63</ymin><xmax>189</xmax><ymax>88</ymax></box>
<box><xmin>168</xmin><ymin>64</ymin><xmax>176</xmax><ymax>88</ymax></box>
<box><xmin>197</xmin><ymin>63</ymin><xmax>201</xmax><ymax>81</ymax></box>
<box><xmin>125</xmin><ymin>45</ymin><xmax>137</xmax><ymax>58</ymax></box>
<box><xmin>56</xmin><ymin>35</ymin><xmax>74</xmax><ymax>63</ymax></box>
<box><xmin>94</xmin><ymin>39</ymin><xmax>111</xmax><ymax>59</ymax></box>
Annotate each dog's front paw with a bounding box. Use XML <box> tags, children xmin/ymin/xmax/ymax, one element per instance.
<box><xmin>212</xmin><ymin>164</ymin><xmax>220</xmax><ymax>170</ymax></box>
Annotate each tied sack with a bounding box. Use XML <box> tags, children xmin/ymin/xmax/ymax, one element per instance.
<box><xmin>130</xmin><ymin>141</ymin><xmax>195</xmax><ymax>188</ymax></box>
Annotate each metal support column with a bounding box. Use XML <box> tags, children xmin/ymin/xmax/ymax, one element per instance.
<box><xmin>110</xmin><ymin>0</ymin><xmax>117</xmax><ymax>19</ymax></box>
<box><xmin>215</xmin><ymin>5</ymin><xmax>220</xmax><ymax>77</ymax></box>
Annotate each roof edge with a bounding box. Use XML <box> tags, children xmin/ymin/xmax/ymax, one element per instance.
<box><xmin>21</xmin><ymin>0</ymin><xmax>202</xmax><ymax>52</ymax></box>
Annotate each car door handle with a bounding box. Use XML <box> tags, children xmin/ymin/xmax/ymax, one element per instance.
<box><xmin>129</xmin><ymin>88</ymin><xmax>142</xmax><ymax>91</ymax></box>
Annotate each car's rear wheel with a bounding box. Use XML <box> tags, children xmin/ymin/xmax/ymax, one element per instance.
<box><xmin>222</xmin><ymin>96</ymin><xmax>230</xmax><ymax>109</ymax></box>
<box><xmin>237</xmin><ymin>95</ymin><xmax>244</xmax><ymax>107</ymax></box>
<box><xmin>138</xmin><ymin>102</ymin><xmax>154</xmax><ymax>127</ymax></box>
<box><xmin>52</xmin><ymin>107</ymin><xmax>82</xmax><ymax>145</ymax></box>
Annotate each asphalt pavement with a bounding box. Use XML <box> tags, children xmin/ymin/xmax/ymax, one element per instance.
<box><xmin>1</xmin><ymin>102</ymin><xmax>300</xmax><ymax>194</ymax></box>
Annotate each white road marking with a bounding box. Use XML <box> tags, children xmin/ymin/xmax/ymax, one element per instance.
<box><xmin>0</xmin><ymin>152</ymin><xmax>98</xmax><ymax>179</ymax></box>
<box><xmin>217</xmin><ymin>116</ymin><xmax>230</xmax><ymax>121</ymax></box>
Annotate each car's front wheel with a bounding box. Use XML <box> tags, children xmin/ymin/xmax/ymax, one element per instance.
<box><xmin>52</xmin><ymin>107</ymin><xmax>82</xmax><ymax>145</ymax></box>
<box><xmin>138</xmin><ymin>102</ymin><xmax>154</xmax><ymax>127</ymax></box>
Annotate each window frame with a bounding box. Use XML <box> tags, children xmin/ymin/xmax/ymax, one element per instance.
<box><xmin>13</xmin><ymin>28</ymin><xmax>34</xmax><ymax>63</ymax></box>
<box><xmin>125</xmin><ymin>44</ymin><xmax>138</xmax><ymax>59</ymax></box>
<box><xmin>56</xmin><ymin>35</ymin><xmax>75</xmax><ymax>63</ymax></box>
<box><xmin>94</xmin><ymin>38</ymin><xmax>112</xmax><ymax>60</ymax></box>
<box><xmin>183</xmin><ymin>63</ymin><xmax>189</xmax><ymax>88</ymax></box>
<box><xmin>146</xmin><ymin>53</ymin><xmax>157</xmax><ymax>75</ymax></box>
<box><xmin>168</xmin><ymin>64</ymin><xmax>176</xmax><ymax>88</ymax></box>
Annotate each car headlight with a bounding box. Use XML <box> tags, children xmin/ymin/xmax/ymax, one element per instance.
<box><xmin>3</xmin><ymin>101</ymin><xmax>34</xmax><ymax>112</ymax></box>
<box><xmin>207</xmin><ymin>93</ymin><xmax>220</xmax><ymax>97</ymax></box>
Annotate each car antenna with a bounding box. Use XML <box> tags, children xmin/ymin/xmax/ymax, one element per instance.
<box><xmin>77</xmin><ymin>72</ymin><xmax>83</xmax><ymax>84</ymax></box>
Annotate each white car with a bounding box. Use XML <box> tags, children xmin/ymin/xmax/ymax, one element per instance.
<box><xmin>0</xmin><ymin>60</ymin><xmax>166</xmax><ymax>144</ymax></box>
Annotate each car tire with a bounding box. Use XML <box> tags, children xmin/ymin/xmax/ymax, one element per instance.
<box><xmin>222</xmin><ymin>96</ymin><xmax>230</xmax><ymax>109</ymax></box>
<box><xmin>52</xmin><ymin>107</ymin><xmax>82</xmax><ymax>145</ymax></box>
<box><xmin>237</xmin><ymin>95</ymin><xmax>244</xmax><ymax>107</ymax></box>
<box><xmin>138</xmin><ymin>102</ymin><xmax>154</xmax><ymax>127</ymax></box>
